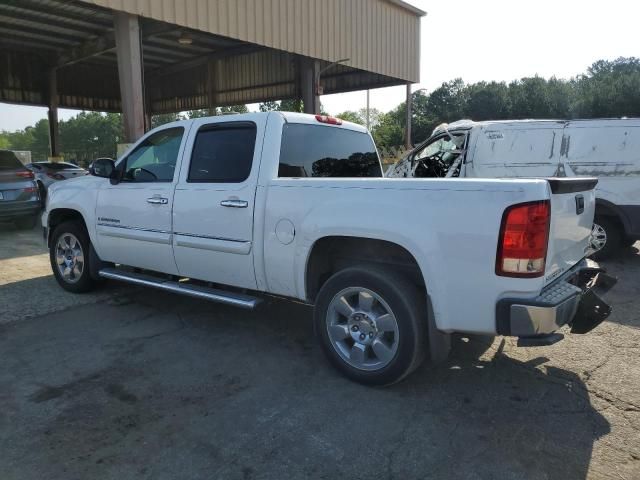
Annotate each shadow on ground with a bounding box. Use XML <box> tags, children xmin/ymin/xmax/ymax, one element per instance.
<box><xmin>598</xmin><ymin>244</ymin><xmax>640</xmax><ymax>329</ymax></box>
<box><xmin>0</xmin><ymin>288</ymin><xmax>610</xmax><ymax>480</ymax></box>
<box><xmin>0</xmin><ymin>221</ymin><xmax>45</xmax><ymax>260</ymax></box>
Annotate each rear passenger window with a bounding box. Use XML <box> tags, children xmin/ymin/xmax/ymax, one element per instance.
<box><xmin>278</xmin><ymin>124</ymin><xmax>382</xmax><ymax>177</ymax></box>
<box><xmin>188</xmin><ymin>122</ymin><xmax>257</xmax><ymax>183</ymax></box>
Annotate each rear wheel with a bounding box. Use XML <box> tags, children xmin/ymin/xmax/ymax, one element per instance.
<box><xmin>314</xmin><ymin>266</ymin><xmax>427</xmax><ymax>386</ymax></box>
<box><xmin>590</xmin><ymin>217</ymin><xmax>622</xmax><ymax>260</ymax></box>
<box><xmin>49</xmin><ymin>221</ymin><xmax>96</xmax><ymax>293</ymax></box>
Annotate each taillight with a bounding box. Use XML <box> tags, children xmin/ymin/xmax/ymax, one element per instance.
<box><xmin>16</xmin><ymin>170</ymin><xmax>34</xmax><ymax>179</ymax></box>
<box><xmin>496</xmin><ymin>200</ymin><xmax>550</xmax><ymax>278</ymax></box>
<box><xmin>315</xmin><ymin>115</ymin><xmax>342</xmax><ymax>125</ymax></box>
<box><xmin>46</xmin><ymin>172</ymin><xmax>65</xmax><ymax>180</ymax></box>
<box><xmin>23</xmin><ymin>186</ymin><xmax>38</xmax><ymax>194</ymax></box>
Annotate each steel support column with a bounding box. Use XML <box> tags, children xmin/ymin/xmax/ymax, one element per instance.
<box><xmin>207</xmin><ymin>59</ymin><xmax>217</xmax><ymax>116</ymax></box>
<box><xmin>114</xmin><ymin>12</ymin><xmax>145</xmax><ymax>143</ymax></box>
<box><xmin>405</xmin><ymin>82</ymin><xmax>412</xmax><ymax>149</ymax></box>
<box><xmin>47</xmin><ymin>68</ymin><xmax>60</xmax><ymax>159</ymax></box>
<box><xmin>301</xmin><ymin>58</ymin><xmax>320</xmax><ymax>115</ymax></box>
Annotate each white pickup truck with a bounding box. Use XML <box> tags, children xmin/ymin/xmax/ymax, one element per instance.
<box><xmin>43</xmin><ymin>112</ymin><xmax>615</xmax><ymax>385</ymax></box>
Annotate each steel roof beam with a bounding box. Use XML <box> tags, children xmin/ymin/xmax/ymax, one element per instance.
<box><xmin>0</xmin><ymin>7</ymin><xmax>107</xmax><ymax>36</ymax></box>
<box><xmin>56</xmin><ymin>22</ymin><xmax>178</xmax><ymax>68</ymax></box>
<box><xmin>146</xmin><ymin>44</ymin><xmax>264</xmax><ymax>79</ymax></box>
<box><xmin>12</xmin><ymin>0</ymin><xmax>113</xmax><ymax>27</ymax></box>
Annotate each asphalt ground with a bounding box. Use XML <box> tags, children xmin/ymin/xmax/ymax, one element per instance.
<box><xmin>1</xmin><ymin>223</ymin><xmax>638</xmax><ymax>479</ymax></box>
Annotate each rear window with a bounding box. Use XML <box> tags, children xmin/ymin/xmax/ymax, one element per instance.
<box><xmin>0</xmin><ymin>151</ymin><xmax>24</xmax><ymax>170</ymax></box>
<box><xmin>278</xmin><ymin>124</ymin><xmax>381</xmax><ymax>178</ymax></box>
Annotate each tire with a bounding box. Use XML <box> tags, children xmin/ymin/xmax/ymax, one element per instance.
<box><xmin>49</xmin><ymin>221</ymin><xmax>97</xmax><ymax>293</ymax></box>
<box><xmin>14</xmin><ymin>215</ymin><xmax>38</xmax><ymax>230</ymax></box>
<box><xmin>622</xmin><ymin>236</ymin><xmax>637</xmax><ymax>248</ymax></box>
<box><xmin>314</xmin><ymin>265</ymin><xmax>427</xmax><ymax>386</ymax></box>
<box><xmin>590</xmin><ymin>217</ymin><xmax>622</xmax><ymax>260</ymax></box>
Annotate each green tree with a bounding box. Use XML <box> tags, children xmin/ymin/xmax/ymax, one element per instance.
<box><xmin>572</xmin><ymin>57</ymin><xmax>640</xmax><ymax>117</ymax></box>
<box><xmin>59</xmin><ymin>112</ymin><xmax>122</xmax><ymax>165</ymax></box>
<box><xmin>187</xmin><ymin>105</ymin><xmax>248</xmax><ymax>118</ymax></box>
<box><xmin>335</xmin><ymin>110</ymin><xmax>364</xmax><ymax>124</ymax></box>
<box><xmin>151</xmin><ymin>112</ymin><xmax>184</xmax><ymax>128</ymax></box>
<box><xmin>465</xmin><ymin>81</ymin><xmax>511</xmax><ymax>120</ymax></box>
<box><xmin>259</xmin><ymin>99</ymin><xmax>303</xmax><ymax>112</ymax></box>
<box><xmin>218</xmin><ymin>104</ymin><xmax>248</xmax><ymax>114</ymax></box>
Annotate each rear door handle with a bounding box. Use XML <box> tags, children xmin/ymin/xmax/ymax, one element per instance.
<box><xmin>147</xmin><ymin>197</ymin><xmax>168</xmax><ymax>205</ymax></box>
<box><xmin>220</xmin><ymin>199</ymin><xmax>248</xmax><ymax>208</ymax></box>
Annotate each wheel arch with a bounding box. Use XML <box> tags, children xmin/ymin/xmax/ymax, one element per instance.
<box><xmin>47</xmin><ymin>208</ymin><xmax>89</xmax><ymax>247</ymax></box>
<box><xmin>595</xmin><ymin>198</ymin><xmax>629</xmax><ymax>235</ymax></box>
<box><xmin>304</xmin><ymin>235</ymin><xmax>427</xmax><ymax>304</ymax></box>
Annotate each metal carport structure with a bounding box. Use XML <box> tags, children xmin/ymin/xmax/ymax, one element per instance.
<box><xmin>0</xmin><ymin>0</ymin><xmax>424</xmax><ymax>155</ymax></box>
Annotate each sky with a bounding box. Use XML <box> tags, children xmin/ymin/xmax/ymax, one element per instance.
<box><xmin>1</xmin><ymin>0</ymin><xmax>639</xmax><ymax>131</ymax></box>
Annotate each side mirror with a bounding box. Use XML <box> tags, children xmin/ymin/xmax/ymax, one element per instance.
<box><xmin>89</xmin><ymin>158</ymin><xmax>115</xmax><ymax>178</ymax></box>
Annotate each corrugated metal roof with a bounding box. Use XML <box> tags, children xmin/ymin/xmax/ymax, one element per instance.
<box><xmin>80</xmin><ymin>0</ymin><xmax>422</xmax><ymax>82</ymax></box>
<box><xmin>0</xmin><ymin>0</ymin><xmax>423</xmax><ymax>113</ymax></box>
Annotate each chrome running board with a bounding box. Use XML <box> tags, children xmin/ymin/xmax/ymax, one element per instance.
<box><xmin>98</xmin><ymin>267</ymin><xmax>260</xmax><ymax>309</ymax></box>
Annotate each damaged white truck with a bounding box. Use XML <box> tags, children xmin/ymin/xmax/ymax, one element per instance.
<box><xmin>388</xmin><ymin>118</ymin><xmax>640</xmax><ymax>258</ymax></box>
<box><xmin>43</xmin><ymin>112</ymin><xmax>615</xmax><ymax>385</ymax></box>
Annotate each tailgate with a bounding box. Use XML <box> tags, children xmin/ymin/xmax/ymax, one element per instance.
<box><xmin>544</xmin><ymin>178</ymin><xmax>598</xmax><ymax>286</ymax></box>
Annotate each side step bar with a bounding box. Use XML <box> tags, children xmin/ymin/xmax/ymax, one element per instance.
<box><xmin>98</xmin><ymin>267</ymin><xmax>260</xmax><ymax>310</ymax></box>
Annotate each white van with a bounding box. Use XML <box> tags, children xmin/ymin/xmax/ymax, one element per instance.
<box><xmin>387</xmin><ymin>118</ymin><xmax>640</xmax><ymax>258</ymax></box>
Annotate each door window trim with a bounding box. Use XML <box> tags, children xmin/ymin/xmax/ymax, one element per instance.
<box><xmin>115</xmin><ymin>126</ymin><xmax>186</xmax><ymax>184</ymax></box>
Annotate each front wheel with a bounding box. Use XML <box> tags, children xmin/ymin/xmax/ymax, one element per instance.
<box><xmin>49</xmin><ymin>221</ymin><xmax>97</xmax><ymax>293</ymax></box>
<box><xmin>314</xmin><ymin>266</ymin><xmax>427</xmax><ymax>386</ymax></box>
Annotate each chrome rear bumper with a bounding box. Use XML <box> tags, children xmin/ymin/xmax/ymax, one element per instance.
<box><xmin>496</xmin><ymin>260</ymin><xmax>617</xmax><ymax>337</ymax></box>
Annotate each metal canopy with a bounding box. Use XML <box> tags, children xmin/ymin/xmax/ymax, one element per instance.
<box><xmin>0</xmin><ymin>0</ymin><xmax>423</xmax><ymax>114</ymax></box>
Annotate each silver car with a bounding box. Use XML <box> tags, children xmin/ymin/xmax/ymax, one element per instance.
<box><xmin>26</xmin><ymin>161</ymin><xmax>88</xmax><ymax>200</ymax></box>
<box><xmin>0</xmin><ymin>150</ymin><xmax>41</xmax><ymax>229</ymax></box>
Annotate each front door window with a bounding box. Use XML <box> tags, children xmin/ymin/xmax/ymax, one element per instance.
<box><xmin>120</xmin><ymin>127</ymin><xmax>184</xmax><ymax>183</ymax></box>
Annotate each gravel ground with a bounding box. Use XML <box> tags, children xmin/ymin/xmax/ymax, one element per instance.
<box><xmin>0</xmin><ymin>223</ymin><xmax>638</xmax><ymax>479</ymax></box>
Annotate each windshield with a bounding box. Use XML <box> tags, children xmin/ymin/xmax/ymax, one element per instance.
<box><xmin>387</xmin><ymin>132</ymin><xmax>467</xmax><ymax>178</ymax></box>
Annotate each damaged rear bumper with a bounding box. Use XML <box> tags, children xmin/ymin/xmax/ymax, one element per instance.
<box><xmin>496</xmin><ymin>259</ymin><xmax>617</xmax><ymax>339</ymax></box>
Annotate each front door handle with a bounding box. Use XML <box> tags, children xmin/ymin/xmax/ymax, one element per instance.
<box><xmin>147</xmin><ymin>197</ymin><xmax>168</xmax><ymax>205</ymax></box>
<box><xmin>220</xmin><ymin>199</ymin><xmax>248</xmax><ymax>208</ymax></box>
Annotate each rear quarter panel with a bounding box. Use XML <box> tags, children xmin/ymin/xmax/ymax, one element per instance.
<box><xmin>261</xmin><ymin>177</ymin><xmax>553</xmax><ymax>334</ymax></box>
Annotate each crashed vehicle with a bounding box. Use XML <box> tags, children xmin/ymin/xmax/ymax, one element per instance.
<box><xmin>43</xmin><ymin>112</ymin><xmax>615</xmax><ymax>385</ymax></box>
<box><xmin>387</xmin><ymin>118</ymin><xmax>640</xmax><ymax>258</ymax></box>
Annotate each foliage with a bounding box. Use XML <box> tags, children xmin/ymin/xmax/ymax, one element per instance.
<box><xmin>365</xmin><ymin>57</ymin><xmax>640</xmax><ymax>149</ymax></box>
<box><xmin>334</xmin><ymin>108</ymin><xmax>383</xmax><ymax>129</ymax></box>
<box><xmin>59</xmin><ymin>112</ymin><xmax>123</xmax><ymax>164</ymax></box>
<box><xmin>258</xmin><ymin>99</ymin><xmax>304</xmax><ymax>112</ymax></box>
<box><xmin>151</xmin><ymin>112</ymin><xmax>184</xmax><ymax>128</ymax></box>
<box><xmin>153</xmin><ymin>105</ymin><xmax>250</xmax><ymax>127</ymax></box>
<box><xmin>0</xmin><ymin>112</ymin><xmax>122</xmax><ymax>164</ymax></box>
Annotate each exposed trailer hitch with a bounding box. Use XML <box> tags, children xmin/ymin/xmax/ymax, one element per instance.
<box><xmin>569</xmin><ymin>268</ymin><xmax>617</xmax><ymax>334</ymax></box>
